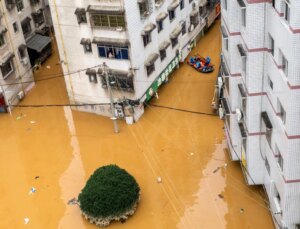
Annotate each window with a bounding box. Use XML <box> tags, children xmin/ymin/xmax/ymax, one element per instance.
<box><xmin>278</xmin><ymin>151</ymin><xmax>283</xmax><ymax>171</ymax></box>
<box><xmin>16</xmin><ymin>0</ymin><xmax>24</xmax><ymax>12</ymax></box>
<box><xmin>21</xmin><ymin>18</ymin><xmax>32</xmax><ymax>38</ymax></box>
<box><xmin>75</xmin><ymin>9</ymin><xmax>87</xmax><ymax>24</ymax></box>
<box><xmin>181</xmin><ymin>21</ymin><xmax>186</xmax><ymax>35</ymax></box>
<box><xmin>92</xmin><ymin>14</ymin><xmax>125</xmax><ymax>28</ymax></box>
<box><xmin>241</xmin><ymin>9</ymin><xmax>246</xmax><ymax>27</ymax></box>
<box><xmin>32</xmin><ymin>11</ymin><xmax>45</xmax><ymax>27</ymax></box>
<box><xmin>84</xmin><ymin>44</ymin><xmax>92</xmax><ymax>53</ymax></box>
<box><xmin>13</xmin><ymin>22</ymin><xmax>19</xmax><ymax>33</ymax></box>
<box><xmin>171</xmin><ymin>37</ymin><xmax>178</xmax><ymax>48</ymax></box>
<box><xmin>1</xmin><ymin>60</ymin><xmax>13</xmax><ymax>79</ymax></box>
<box><xmin>19</xmin><ymin>48</ymin><xmax>26</xmax><ymax>58</ymax></box>
<box><xmin>224</xmin><ymin>77</ymin><xmax>229</xmax><ymax>94</ymax></box>
<box><xmin>277</xmin><ymin>99</ymin><xmax>286</xmax><ymax>124</ymax></box>
<box><xmin>272</xmin><ymin>0</ymin><xmax>275</xmax><ymax>8</ymax></box>
<box><xmin>242</xmin><ymin>57</ymin><xmax>247</xmax><ymax>75</ymax></box>
<box><xmin>180</xmin><ymin>0</ymin><xmax>184</xmax><ymax>10</ymax></box>
<box><xmin>160</xmin><ymin>49</ymin><xmax>166</xmax><ymax>61</ymax></box>
<box><xmin>157</xmin><ymin>20</ymin><xmax>163</xmax><ymax>33</ymax></box>
<box><xmin>265</xmin><ymin>159</ymin><xmax>270</xmax><ymax>175</ymax></box>
<box><xmin>223</xmin><ymin>0</ymin><xmax>227</xmax><ymax>10</ymax></box>
<box><xmin>169</xmin><ymin>10</ymin><xmax>175</xmax><ymax>21</ymax></box>
<box><xmin>30</xmin><ymin>0</ymin><xmax>40</xmax><ymax>5</ymax></box>
<box><xmin>281</xmin><ymin>52</ymin><xmax>288</xmax><ymax>77</ymax></box>
<box><xmin>0</xmin><ymin>34</ymin><xmax>5</xmax><ymax>47</ymax></box>
<box><xmin>284</xmin><ymin>1</ymin><xmax>290</xmax><ymax>24</ymax></box>
<box><xmin>100</xmin><ymin>73</ymin><xmax>134</xmax><ymax>91</ymax></box>
<box><xmin>268</xmin><ymin>76</ymin><xmax>273</xmax><ymax>90</ymax></box>
<box><xmin>138</xmin><ymin>2</ymin><xmax>150</xmax><ymax>18</ymax></box>
<box><xmin>142</xmin><ymin>34</ymin><xmax>151</xmax><ymax>47</ymax></box>
<box><xmin>146</xmin><ymin>64</ymin><xmax>155</xmax><ymax>76</ymax></box>
<box><xmin>262</xmin><ymin>112</ymin><xmax>273</xmax><ymax>147</ymax></box>
<box><xmin>269</xmin><ymin>35</ymin><xmax>274</xmax><ymax>56</ymax></box>
<box><xmin>97</xmin><ymin>45</ymin><xmax>129</xmax><ymax>60</ymax></box>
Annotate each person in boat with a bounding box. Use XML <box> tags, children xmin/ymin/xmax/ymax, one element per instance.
<box><xmin>190</xmin><ymin>57</ymin><xmax>195</xmax><ymax>64</ymax></box>
<box><xmin>205</xmin><ymin>56</ymin><xmax>211</xmax><ymax>66</ymax></box>
<box><xmin>195</xmin><ymin>61</ymin><xmax>201</xmax><ymax>69</ymax></box>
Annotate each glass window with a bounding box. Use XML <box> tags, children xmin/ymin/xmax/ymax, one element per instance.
<box><xmin>241</xmin><ymin>9</ymin><xmax>246</xmax><ymax>27</ymax></box>
<box><xmin>181</xmin><ymin>21</ymin><xmax>186</xmax><ymax>35</ymax></box>
<box><xmin>143</xmin><ymin>34</ymin><xmax>151</xmax><ymax>47</ymax></box>
<box><xmin>97</xmin><ymin>45</ymin><xmax>129</xmax><ymax>60</ymax></box>
<box><xmin>13</xmin><ymin>22</ymin><xmax>19</xmax><ymax>33</ymax></box>
<box><xmin>157</xmin><ymin>21</ymin><xmax>163</xmax><ymax>33</ymax></box>
<box><xmin>0</xmin><ymin>34</ymin><xmax>5</xmax><ymax>47</ymax></box>
<box><xmin>269</xmin><ymin>35</ymin><xmax>274</xmax><ymax>56</ymax></box>
<box><xmin>171</xmin><ymin>37</ymin><xmax>178</xmax><ymax>48</ymax></box>
<box><xmin>16</xmin><ymin>0</ymin><xmax>24</xmax><ymax>12</ymax></box>
<box><xmin>146</xmin><ymin>64</ymin><xmax>155</xmax><ymax>76</ymax></box>
<box><xmin>277</xmin><ymin>99</ymin><xmax>286</xmax><ymax>124</ymax></box>
<box><xmin>180</xmin><ymin>0</ymin><xmax>184</xmax><ymax>10</ymax></box>
<box><xmin>284</xmin><ymin>1</ymin><xmax>290</xmax><ymax>24</ymax></box>
<box><xmin>160</xmin><ymin>50</ymin><xmax>166</xmax><ymax>61</ymax></box>
<box><xmin>92</xmin><ymin>14</ymin><xmax>125</xmax><ymax>28</ymax></box>
<box><xmin>1</xmin><ymin>61</ymin><xmax>13</xmax><ymax>79</ymax></box>
<box><xmin>169</xmin><ymin>10</ymin><xmax>175</xmax><ymax>21</ymax></box>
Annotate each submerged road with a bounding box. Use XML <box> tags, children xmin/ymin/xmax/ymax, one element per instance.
<box><xmin>0</xmin><ymin>20</ymin><xmax>274</xmax><ymax>228</ymax></box>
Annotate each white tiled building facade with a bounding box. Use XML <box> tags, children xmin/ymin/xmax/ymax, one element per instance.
<box><xmin>0</xmin><ymin>0</ymin><xmax>52</xmax><ymax>112</ymax></box>
<box><xmin>220</xmin><ymin>0</ymin><xmax>300</xmax><ymax>228</ymax></box>
<box><xmin>48</xmin><ymin>0</ymin><xmax>220</xmax><ymax>120</ymax></box>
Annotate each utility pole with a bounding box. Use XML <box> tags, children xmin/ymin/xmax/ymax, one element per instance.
<box><xmin>102</xmin><ymin>62</ymin><xmax>119</xmax><ymax>133</ymax></box>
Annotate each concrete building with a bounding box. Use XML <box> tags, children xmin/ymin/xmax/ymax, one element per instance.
<box><xmin>0</xmin><ymin>0</ymin><xmax>52</xmax><ymax>112</ymax></box>
<box><xmin>220</xmin><ymin>0</ymin><xmax>300</xmax><ymax>228</ymax></box>
<box><xmin>48</xmin><ymin>0</ymin><xmax>220</xmax><ymax>121</ymax></box>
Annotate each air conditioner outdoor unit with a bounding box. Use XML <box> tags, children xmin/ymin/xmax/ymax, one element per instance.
<box><xmin>236</xmin><ymin>108</ymin><xmax>243</xmax><ymax>123</ymax></box>
<box><xmin>17</xmin><ymin>91</ymin><xmax>25</xmax><ymax>100</ymax></box>
<box><xmin>21</xmin><ymin>57</ymin><xmax>28</xmax><ymax>65</ymax></box>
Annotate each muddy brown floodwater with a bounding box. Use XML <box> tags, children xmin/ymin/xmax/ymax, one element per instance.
<box><xmin>0</xmin><ymin>20</ymin><xmax>274</xmax><ymax>229</ymax></box>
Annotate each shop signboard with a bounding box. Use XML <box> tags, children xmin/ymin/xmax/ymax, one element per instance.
<box><xmin>146</xmin><ymin>53</ymin><xmax>181</xmax><ymax>101</ymax></box>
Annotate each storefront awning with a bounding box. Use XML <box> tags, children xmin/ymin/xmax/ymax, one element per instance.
<box><xmin>98</xmin><ymin>68</ymin><xmax>133</xmax><ymax>77</ymax></box>
<box><xmin>0</xmin><ymin>52</ymin><xmax>14</xmax><ymax>66</ymax></box>
<box><xmin>237</xmin><ymin>44</ymin><xmax>246</xmax><ymax>57</ymax></box>
<box><xmin>198</xmin><ymin>0</ymin><xmax>208</xmax><ymax>7</ymax></box>
<box><xmin>142</xmin><ymin>23</ymin><xmax>156</xmax><ymax>35</ymax></box>
<box><xmin>156</xmin><ymin>12</ymin><xmax>168</xmax><ymax>21</ymax></box>
<box><xmin>170</xmin><ymin>25</ymin><xmax>182</xmax><ymax>39</ymax></box>
<box><xmin>92</xmin><ymin>37</ymin><xmax>129</xmax><ymax>46</ymax></box>
<box><xmin>145</xmin><ymin>53</ymin><xmax>159</xmax><ymax>66</ymax></box>
<box><xmin>221</xmin><ymin>25</ymin><xmax>228</xmax><ymax>39</ymax></box>
<box><xmin>167</xmin><ymin>0</ymin><xmax>180</xmax><ymax>11</ymax></box>
<box><xmin>159</xmin><ymin>40</ymin><xmax>171</xmax><ymax>51</ymax></box>
<box><xmin>80</xmin><ymin>38</ymin><xmax>91</xmax><ymax>45</ymax></box>
<box><xmin>87</xmin><ymin>5</ymin><xmax>124</xmax><ymax>15</ymax></box>
<box><xmin>86</xmin><ymin>68</ymin><xmax>96</xmax><ymax>75</ymax></box>
<box><xmin>26</xmin><ymin>34</ymin><xmax>51</xmax><ymax>52</ymax></box>
<box><xmin>190</xmin><ymin>8</ymin><xmax>198</xmax><ymax>17</ymax></box>
<box><xmin>237</xmin><ymin>0</ymin><xmax>246</xmax><ymax>8</ymax></box>
<box><xmin>74</xmin><ymin>8</ymin><xmax>85</xmax><ymax>14</ymax></box>
<box><xmin>0</xmin><ymin>25</ymin><xmax>7</xmax><ymax>35</ymax></box>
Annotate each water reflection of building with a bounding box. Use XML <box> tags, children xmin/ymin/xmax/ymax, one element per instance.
<box><xmin>0</xmin><ymin>0</ymin><xmax>52</xmax><ymax>112</ymax></box>
<box><xmin>48</xmin><ymin>0</ymin><xmax>220</xmax><ymax>121</ymax></box>
<box><xmin>220</xmin><ymin>1</ymin><xmax>300</xmax><ymax>228</ymax></box>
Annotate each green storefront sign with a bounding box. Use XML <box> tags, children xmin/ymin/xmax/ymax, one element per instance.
<box><xmin>146</xmin><ymin>53</ymin><xmax>181</xmax><ymax>101</ymax></box>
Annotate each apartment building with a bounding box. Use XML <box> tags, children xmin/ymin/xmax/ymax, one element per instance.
<box><xmin>220</xmin><ymin>0</ymin><xmax>300</xmax><ymax>228</ymax></box>
<box><xmin>0</xmin><ymin>0</ymin><xmax>52</xmax><ymax>112</ymax></box>
<box><xmin>48</xmin><ymin>0</ymin><xmax>220</xmax><ymax>121</ymax></box>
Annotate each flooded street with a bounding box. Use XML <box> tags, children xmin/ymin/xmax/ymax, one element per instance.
<box><xmin>0</xmin><ymin>20</ymin><xmax>274</xmax><ymax>228</ymax></box>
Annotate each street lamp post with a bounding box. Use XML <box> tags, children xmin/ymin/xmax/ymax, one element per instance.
<box><xmin>102</xmin><ymin>62</ymin><xmax>119</xmax><ymax>133</ymax></box>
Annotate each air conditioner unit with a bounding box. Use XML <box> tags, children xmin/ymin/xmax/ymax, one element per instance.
<box><xmin>17</xmin><ymin>91</ymin><xmax>25</xmax><ymax>100</ymax></box>
<box><xmin>273</xmin><ymin>197</ymin><xmax>282</xmax><ymax>214</ymax></box>
<box><xmin>236</xmin><ymin>108</ymin><xmax>243</xmax><ymax>123</ymax></box>
<box><xmin>143</xmin><ymin>11</ymin><xmax>150</xmax><ymax>16</ymax></box>
<box><xmin>116</xmin><ymin>27</ymin><xmax>123</xmax><ymax>32</ymax></box>
<box><xmin>21</xmin><ymin>57</ymin><xmax>28</xmax><ymax>65</ymax></box>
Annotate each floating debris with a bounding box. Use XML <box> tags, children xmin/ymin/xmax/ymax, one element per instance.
<box><xmin>16</xmin><ymin>113</ymin><xmax>26</xmax><ymax>120</ymax></box>
<box><xmin>218</xmin><ymin>194</ymin><xmax>224</xmax><ymax>199</ymax></box>
<box><xmin>213</xmin><ymin>167</ymin><xmax>220</xmax><ymax>173</ymax></box>
<box><xmin>46</xmin><ymin>65</ymin><xmax>51</xmax><ymax>69</ymax></box>
<box><xmin>240</xmin><ymin>208</ymin><xmax>244</xmax><ymax>214</ymax></box>
<box><xmin>224</xmin><ymin>163</ymin><xmax>228</xmax><ymax>168</ymax></box>
<box><xmin>34</xmin><ymin>176</ymin><xmax>39</xmax><ymax>179</ymax></box>
<box><xmin>24</xmin><ymin>218</ymin><xmax>30</xmax><ymax>224</ymax></box>
<box><xmin>30</xmin><ymin>121</ymin><xmax>36</xmax><ymax>124</ymax></box>
<box><xmin>190</xmin><ymin>152</ymin><xmax>194</xmax><ymax>156</ymax></box>
<box><xmin>29</xmin><ymin>187</ymin><xmax>36</xmax><ymax>195</ymax></box>
<box><xmin>157</xmin><ymin>177</ymin><xmax>162</xmax><ymax>183</ymax></box>
<box><xmin>67</xmin><ymin>197</ymin><xmax>78</xmax><ymax>205</ymax></box>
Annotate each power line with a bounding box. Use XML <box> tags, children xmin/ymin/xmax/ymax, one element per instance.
<box><xmin>147</xmin><ymin>103</ymin><xmax>218</xmax><ymax>116</ymax></box>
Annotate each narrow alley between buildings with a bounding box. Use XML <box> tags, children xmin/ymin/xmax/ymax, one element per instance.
<box><xmin>0</xmin><ymin>20</ymin><xmax>274</xmax><ymax>229</ymax></box>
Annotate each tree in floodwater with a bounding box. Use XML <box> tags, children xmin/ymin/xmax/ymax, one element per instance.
<box><xmin>78</xmin><ymin>164</ymin><xmax>141</xmax><ymax>227</ymax></box>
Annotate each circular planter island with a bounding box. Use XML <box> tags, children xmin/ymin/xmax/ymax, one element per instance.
<box><xmin>78</xmin><ymin>165</ymin><xmax>140</xmax><ymax>227</ymax></box>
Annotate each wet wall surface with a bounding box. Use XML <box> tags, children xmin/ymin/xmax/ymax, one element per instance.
<box><xmin>0</xmin><ymin>20</ymin><xmax>274</xmax><ymax>228</ymax></box>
